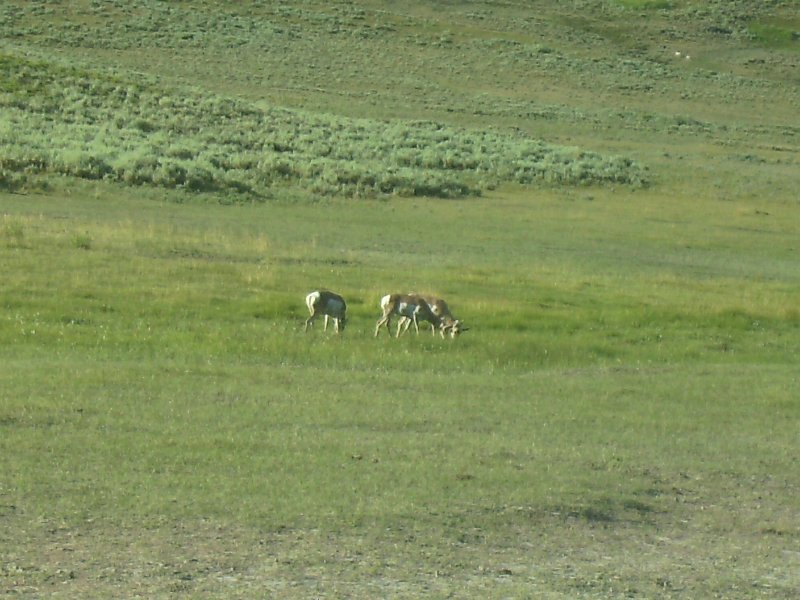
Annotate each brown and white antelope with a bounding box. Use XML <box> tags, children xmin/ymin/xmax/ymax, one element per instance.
<box><xmin>398</xmin><ymin>295</ymin><xmax>468</xmax><ymax>338</ymax></box>
<box><xmin>374</xmin><ymin>293</ymin><xmax>443</xmax><ymax>337</ymax></box>
<box><xmin>304</xmin><ymin>290</ymin><xmax>347</xmax><ymax>333</ymax></box>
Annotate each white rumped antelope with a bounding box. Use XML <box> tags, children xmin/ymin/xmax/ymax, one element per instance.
<box><xmin>304</xmin><ymin>290</ymin><xmax>347</xmax><ymax>333</ymax></box>
<box><xmin>375</xmin><ymin>293</ymin><xmax>443</xmax><ymax>337</ymax></box>
<box><xmin>398</xmin><ymin>295</ymin><xmax>468</xmax><ymax>338</ymax></box>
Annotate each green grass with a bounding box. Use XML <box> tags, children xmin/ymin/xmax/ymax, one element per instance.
<box><xmin>749</xmin><ymin>20</ymin><xmax>800</xmax><ymax>50</ymax></box>
<box><xmin>1</xmin><ymin>0</ymin><xmax>800</xmax><ymax>597</ymax></box>
<box><xmin>613</xmin><ymin>0</ymin><xmax>675</xmax><ymax>9</ymax></box>
<box><xmin>2</xmin><ymin>180</ymin><xmax>799</xmax><ymax>597</ymax></box>
<box><xmin>0</xmin><ymin>51</ymin><xmax>646</xmax><ymax>199</ymax></box>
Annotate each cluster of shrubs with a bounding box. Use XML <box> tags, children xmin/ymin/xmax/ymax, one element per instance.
<box><xmin>0</xmin><ymin>168</ymin><xmax>26</xmax><ymax>193</ymax></box>
<box><xmin>0</xmin><ymin>53</ymin><xmax>648</xmax><ymax>199</ymax></box>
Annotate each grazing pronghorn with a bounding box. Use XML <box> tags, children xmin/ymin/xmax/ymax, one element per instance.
<box><xmin>304</xmin><ymin>290</ymin><xmax>347</xmax><ymax>333</ymax></box>
<box><xmin>375</xmin><ymin>293</ymin><xmax>443</xmax><ymax>337</ymax></box>
<box><xmin>398</xmin><ymin>295</ymin><xmax>468</xmax><ymax>338</ymax></box>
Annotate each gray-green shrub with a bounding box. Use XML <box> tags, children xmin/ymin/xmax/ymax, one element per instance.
<box><xmin>0</xmin><ymin>52</ymin><xmax>648</xmax><ymax>199</ymax></box>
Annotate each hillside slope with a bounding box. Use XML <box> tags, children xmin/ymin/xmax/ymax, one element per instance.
<box><xmin>1</xmin><ymin>0</ymin><xmax>798</xmax><ymax>200</ymax></box>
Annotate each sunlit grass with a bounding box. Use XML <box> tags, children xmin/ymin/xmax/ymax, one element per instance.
<box><xmin>3</xmin><ymin>183</ymin><xmax>797</xmax><ymax>372</ymax></box>
<box><xmin>0</xmin><ymin>51</ymin><xmax>646</xmax><ymax>200</ymax></box>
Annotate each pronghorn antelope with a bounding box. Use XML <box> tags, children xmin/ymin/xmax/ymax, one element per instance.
<box><xmin>398</xmin><ymin>295</ymin><xmax>468</xmax><ymax>338</ymax></box>
<box><xmin>375</xmin><ymin>293</ymin><xmax>442</xmax><ymax>337</ymax></box>
<box><xmin>304</xmin><ymin>290</ymin><xmax>347</xmax><ymax>333</ymax></box>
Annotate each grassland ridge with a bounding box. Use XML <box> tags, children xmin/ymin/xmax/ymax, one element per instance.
<box><xmin>0</xmin><ymin>49</ymin><xmax>647</xmax><ymax>200</ymax></box>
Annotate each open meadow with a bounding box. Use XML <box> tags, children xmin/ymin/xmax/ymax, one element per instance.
<box><xmin>2</xmin><ymin>1</ymin><xmax>799</xmax><ymax>597</ymax></box>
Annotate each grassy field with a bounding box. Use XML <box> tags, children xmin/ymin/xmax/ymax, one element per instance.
<box><xmin>2</xmin><ymin>1</ymin><xmax>800</xmax><ymax>598</ymax></box>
